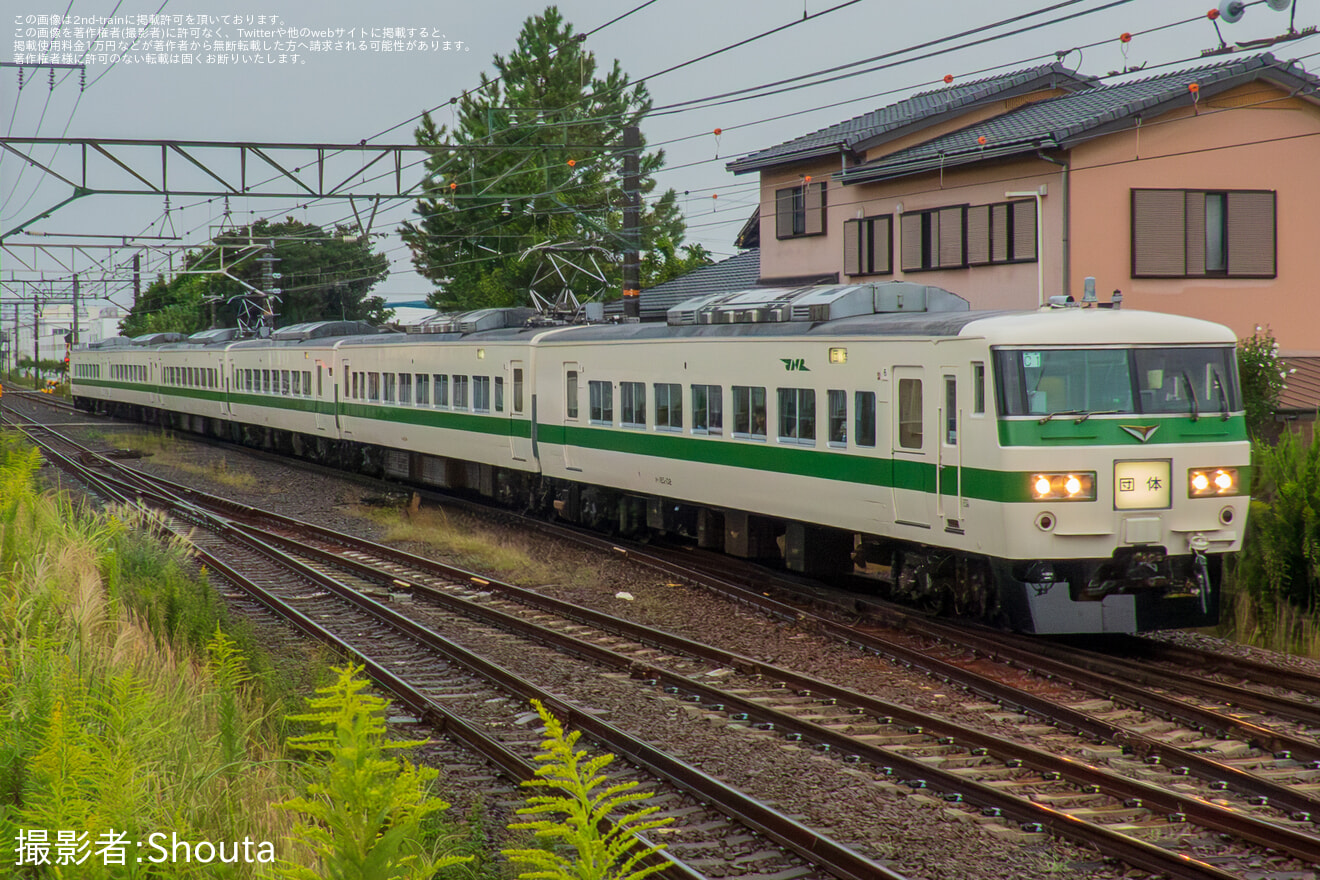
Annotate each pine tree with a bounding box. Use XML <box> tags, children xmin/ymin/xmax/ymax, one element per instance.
<box><xmin>401</xmin><ymin>6</ymin><xmax>691</xmax><ymax>313</ymax></box>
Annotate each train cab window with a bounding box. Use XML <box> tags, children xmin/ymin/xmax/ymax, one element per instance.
<box><xmin>368</xmin><ymin>372</ymin><xmax>380</xmax><ymax>401</ymax></box>
<box><xmin>777</xmin><ymin>388</ymin><xmax>816</xmax><ymax>445</ymax></box>
<box><xmin>473</xmin><ymin>376</ymin><xmax>491</xmax><ymax>412</ymax></box>
<box><xmin>495</xmin><ymin>377</ymin><xmax>504</xmax><ymax>413</ymax></box>
<box><xmin>827</xmin><ymin>390</ymin><xmax>847</xmax><ymax>446</ymax></box>
<box><xmin>566</xmin><ymin>371</ymin><xmax>579</xmax><ymax>419</ymax></box>
<box><xmin>691</xmin><ymin>384</ymin><xmax>722</xmax><ymax>435</ymax></box>
<box><xmin>399</xmin><ymin>373</ymin><xmax>412</xmax><ymax>405</ymax></box>
<box><xmin>453</xmin><ymin>375</ymin><xmax>470</xmax><ymax>410</ymax></box>
<box><xmin>620</xmin><ymin>381</ymin><xmax>645</xmax><ymax>428</ymax></box>
<box><xmin>513</xmin><ymin>369</ymin><xmax>524</xmax><ymax>413</ymax></box>
<box><xmin>898</xmin><ymin>379</ymin><xmax>923</xmax><ymax>449</ymax></box>
<box><xmin>972</xmin><ymin>363</ymin><xmax>986</xmax><ymax>414</ymax></box>
<box><xmin>733</xmin><ymin>386</ymin><xmax>767</xmax><ymax>439</ymax></box>
<box><xmin>416</xmin><ymin>374</ymin><xmax>429</xmax><ymax>405</ymax></box>
<box><xmin>654</xmin><ymin>383</ymin><xmax>682</xmax><ymax>431</ymax></box>
<box><xmin>384</xmin><ymin>373</ymin><xmax>396</xmax><ymax>403</ymax></box>
<box><xmin>588</xmin><ymin>380</ymin><xmax>613</xmax><ymax>424</ymax></box>
<box><xmin>944</xmin><ymin>377</ymin><xmax>957</xmax><ymax>445</ymax></box>
<box><xmin>433</xmin><ymin>374</ymin><xmax>449</xmax><ymax>407</ymax></box>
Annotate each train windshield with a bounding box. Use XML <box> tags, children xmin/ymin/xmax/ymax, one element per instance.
<box><xmin>994</xmin><ymin>347</ymin><xmax>1240</xmax><ymax>418</ymax></box>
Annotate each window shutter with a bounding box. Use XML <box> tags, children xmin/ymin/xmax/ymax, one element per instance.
<box><xmin>1132</xmin><ymin>189</ymin><xmax>1186</xmax><ymax>276</ymax></box>
<box><xmin>875</xmin><ymin>216</ymin><xmax>893</xmax><ymax>274</ymax></box>
<box><xmin>1011</xmin><ymin>200</ymin><xmax>1037</xmax><ymax>260</ymax></box>
<box><xmin>776</xmin><ymin>188</ymin><xmax>795</xmax><ymax>239</ymax></box>
<box><xmin>991</xmin><ymin>203</ymin><xmax>1010</xmax><ymax>262</ymax></box>
<box><xmin>843</xmin><ymin>219</ymin><xmax>861</xmax><ymax>275</ymax></box>
<box><xmin>804</xmin><ymin>182</ymin><xmax>826</xmax><ymax>235</ymax></box>
<box><xmin>938</xmin><ymin>206</ymin><xmax>965</xmax><ymax>268</ymax></box>
<box><xmin>901</xmin><ymin>212</ymin><xmax>923</xmax><ymax>271</ymax></box>
<box><xmin>966</xmin><ymin>205</ymin><xmax>990</xmax><ymax>265</ymax></box>
<box><xmin>1227</xmin><ymin>191</ymin><xmax>1276</xmax><ymax>277</ymax></box>
<box><xmin>1183</xmin><ymin>191</ymin><xmax>1207</xmax><ymax>277</ymax></box>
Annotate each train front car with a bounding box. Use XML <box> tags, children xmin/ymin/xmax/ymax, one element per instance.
<box><xmin>977</xmin><ymin>309</ymin><xmax>1250</xmax><ymax>634</ymax></box>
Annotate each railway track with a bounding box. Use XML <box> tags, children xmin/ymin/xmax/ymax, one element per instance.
<box><xmin>4</xmin><ymin>407</ymin><xmax>899</xmax><ymax>880</ymax></box>
<box><xmin>8</xmin><ymin>401</ymin><xmax>1320</xmax><ymax>878</ymax></box>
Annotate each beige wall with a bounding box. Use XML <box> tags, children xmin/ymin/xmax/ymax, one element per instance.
<box><xmin>1069</xmin><ymin>84</ymin><xmax>1320</xmax><ymax>353</ymax></box>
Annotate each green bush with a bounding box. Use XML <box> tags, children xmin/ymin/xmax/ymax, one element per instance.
<box><xmin>1238</xmin><ymin>326</ymin><xmax>1289</xmax><ymax>438</ymax></box>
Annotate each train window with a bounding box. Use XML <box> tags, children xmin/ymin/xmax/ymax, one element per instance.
<box><xmin>495</xmin><ymin>377</ymin><xmax>504</xmax><ymax>412</ymax></box>
<box><xmin>282</xmin><ymin>370</ymin><xmax>291</xmax><ymax>396</ymax></box>
<box><xmin>691</xmin><ymin>385</ymin><xmax>722</xmax><ymax>435</ymax></box>
<box><xmin>733</xmin><ymin>386</ymin><xmax>767</xmax><ymax>439</ymax></box>
<box><xmin>620</xmin><ymin>382</ymin><xmax>646</xmax><ymax>428</ymax></box>
<box><xmin>777</xmin><ymin>388</ymin><xmax>816</xmax><ymax>445</ymax></box>
<box><xmin>245</xmin><ymin>370</ymin><xmax>254</xmax><ymax>392</ymax></box>
<box><xmin>303</xmin><ymin>371</ymin><xmax>311</xmax><ymax>396</ymax></box>
<box><xmin>828</xmin><ymin>390</ymin><xmax>847</xmax><ymax>445</ymax></box>
<box><xmin>972</xmin><ymin>363</ymin><xmax>986</xmax><ymax>414</ymax></box>
<box><xmin>566</xmin><ymin>371</ymin><xmax>579</xmax><ymax>419</ymax></box>
<box><xmin>589</xmin><ymin>380</ymin><xmax>613</xmax><ymax>424</ymax></box>
<box><xmin>473</xmin><ymin>376</ymin><xmax>491</xmax><ymax>412</ymax></box>
<box><xmin>944</xmin><ymin>377</ymin><xmax>957</xmax><ymax>445</ymax></box>
<box><xmin>454</xmin><ymin>375</ymin><xmax>470</xmax><ymax>410</ymax></box>
<box><xmin>292</xmin><ymin>371</ymin><xmax>301</xmax><ymax>396</ymax></box>
<box><xmin>434</xmin><ymin>374</ymin><xmax>449</xmax><ymax>407</ymax></box>
<box><xmin>898</xmin><ymin>379</ymin><xmax>923</xmax><ymax>449</ymax></box>
<box><xmin>415</xmin><ymin>374</ymin><xmax>429</xmax><ymax>405</ymax></box>
<box><xmin>261</xmin><ymin>370</ymin><xmax>271</xmax><ymax>393</ymax></box>
<box><xmin>386</xmin><ymin>373</ymin><xmax>398</xmax><ymax>403</ymax></box>
<box><xmin>352</xmin><ymin>372</ymin><xmax>360</xmax><ymax>399</ymax></box>
<box><xmin>368</xmin><ymin>372</ymin><xmax>380</xmax><ymax>401</ymax></box>
<box><xmin>399</xmin><ymin>373</ymin><xmax>412</xmax><ymax>405</ymax></box>
<box><xmin>654</xmin><ymin>383</ymin><xmax>682</xmax><ymax>431</ymax></box>
<box><xmin>513</xmin><ymin>369</ymin><xmax>524</xmax><ymax>413</ymax></box>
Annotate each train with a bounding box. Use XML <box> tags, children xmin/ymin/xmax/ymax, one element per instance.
<box><xmin>69</xmin><ymin>281</ymin><xmax>1251</xmax><ymax>635</ymax></box>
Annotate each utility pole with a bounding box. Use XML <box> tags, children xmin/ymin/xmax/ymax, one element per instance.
<box><xmin>621</xmin><ymin>125</ymin><xmax>641</xmax><ymax>321</ymax></box>
<box><xmin>72</xmin><ymin>273</ymin><xmax>80</xmax><ymax>346</ymax></box>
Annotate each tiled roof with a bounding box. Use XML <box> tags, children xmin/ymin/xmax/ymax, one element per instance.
<box><xmin>1279</xmin><ymin>356</ymin><xmax>1320</xmax><ymax>413</ymax></box>
<box><xmin>843</xmin><ymin>54</ymin><xmax>1320</xmax><ymax>184</ymax></box>
<box><xmin>605</xmin><ymin>249</ymin><xmax>762</xmax><ymax>320</ymax></box>
<box><xmin>726</xmin><ymin>62</ymin><xmax>1095</xmax><ymax>174</ymax></box>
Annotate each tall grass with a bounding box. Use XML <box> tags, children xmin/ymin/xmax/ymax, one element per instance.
<box><xmin>0</xmin><ymin>432</ymin><xmax>305</xmax><ymax>876</ymax></box>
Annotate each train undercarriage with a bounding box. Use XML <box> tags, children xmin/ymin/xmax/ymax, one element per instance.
<box><xmin>75</xmin><ymin>396</ymin><xmax>1222</xmax><ymax>634</ymax></box>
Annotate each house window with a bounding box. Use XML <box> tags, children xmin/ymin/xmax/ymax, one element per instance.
<box><xmin>900</xmin><ymin>205</ymin><xmax>967</xmax><ymax>271</ymax></box>
<box><xmin>1131</xmin><ymin>189</ymin><xmax>1275</xmax><ymax>278</ymax></box>
<box><xmin>691</xmin><ymin>384</ymin><xmax>722</xmax><ymax>434</ymax></box>
<box><xmin>966</xmin><ymin>199</ymin><xmax>1037</xmax><ymax>265</ymax></box>
<box><xmin>775</xmin><ymin>181</ymin><xmax>826</xmax><ymax>238</ymax></box>
<box><xmin>654</xmin><ymin>383</ymin><xmax>682</xmax><ymax>430</ymax></box>
<box><xmin>843</xmin><ymin>215</ymin><xmax>893</xmax><ymax>276</ymax></box>
<box><xmin>620</xmin><ymin>381</ymin><xmax>646</xmax><ymax>427</ymax></box>
<box><xmin>733</xmin><ymin>385</ymin><xmax>767</xmax><ymax>438</ymax></box>
<box><xmin>777</xmin><ymin>387</ymin><xmax>816</xmax><ymax>445</ymax></box>
<box><xmin>589</xmin><ymin>380</ymin><xmax>613</xmax><ymax>425</ymax></box>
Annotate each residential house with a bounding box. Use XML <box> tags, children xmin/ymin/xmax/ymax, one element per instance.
<box><xmin>728</xmin><ymin>53</ymin><xmax>1320</xmax><ymax>353</ymax></box>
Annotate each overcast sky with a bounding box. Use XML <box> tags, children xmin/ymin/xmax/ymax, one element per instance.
<box><xmin>3</xmin><ymin>0</ymin><xmax>1315</xmax><ymax>312</ymax></box>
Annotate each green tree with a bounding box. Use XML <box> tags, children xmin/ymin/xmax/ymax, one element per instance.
<box><xmin>402</xmin><ymin>6</ymin><xmax>687</xmax><ymax>312</ymax></box>
<box><xmin>1238</xmin><ymin>326</ymin><xmax>1289</xmax><ymax>438</ymax></box>
<box><xmin>121</xmin><ymin>218</ymin><xmax>392</xmax><ymax>336</ymax></box>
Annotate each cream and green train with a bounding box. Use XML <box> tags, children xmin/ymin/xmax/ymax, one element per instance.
<box><xmin>71</xmin><ymin>282</ymin><xmax>1250</xmax><ymax>634</ymax></box>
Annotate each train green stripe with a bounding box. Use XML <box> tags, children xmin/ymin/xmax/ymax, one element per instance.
<box><xmin>997</xmin><ymin>415</ymin><xmax>1247</xmax><ymax>446</ymax></box>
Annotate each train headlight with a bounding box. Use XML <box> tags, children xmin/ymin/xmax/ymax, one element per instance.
<box><xmin>1188</xmin><ymin>467</ymin><xmax>1241</xmax><ymax>498</ymax></box>
<box><xmin>1029</xmin><ymin>472</ymin><xmax>1096</xmax><ymax>501</ymax></box>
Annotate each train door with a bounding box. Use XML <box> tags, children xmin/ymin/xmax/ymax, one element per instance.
<box><xmin>314</xmin><ymin>361</ymin><xmax>333</xmax><ymax>433</ymax></box>
<box><xmin>939</xmin><ymin>370</ymin><xmax>962</xmax><ymax>533</ymax></box>
<box><xmin>509</xmin><ymin>361</ymin><xmax>531</xmax><ymax>462</ymax></box>
<box><xmin>338</xmin><ymin>360</ymin><xmax>352</xmax><ymax>437</ymax></box>
<box><xmin>562</xmin><ymin>362</ymin><xmax>581</xmax><ymax>471</ymax></box>
<box><xmin>891</xmin><ymin>366</ymin><xmax>935</xmax><ymax>529</ymax></box>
